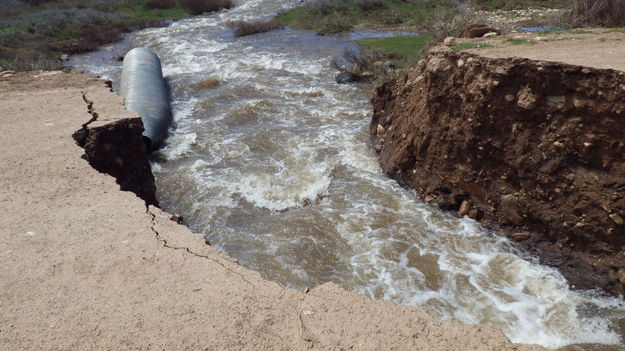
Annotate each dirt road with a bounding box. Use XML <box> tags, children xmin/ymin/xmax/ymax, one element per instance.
<box><xmin>462</xmin><ymin>30</ymin><xmax>625</xmax><ymax>71</ymax></box>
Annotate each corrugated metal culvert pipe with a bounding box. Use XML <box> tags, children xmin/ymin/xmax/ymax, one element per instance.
<box><xmin>120</xmin><ymin>47</ymin><xmax>172</xmax><ymax>151</ymax></box>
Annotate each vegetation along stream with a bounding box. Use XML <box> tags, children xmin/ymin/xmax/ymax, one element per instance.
<box><xmin>69</xmin><ymin>0</ymin><xmax>625</xmax><ymax>349</ymax></box>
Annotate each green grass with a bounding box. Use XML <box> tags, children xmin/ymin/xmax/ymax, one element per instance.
<box><xmin>359</xmin><ymin>35</ymin><xmax>431</xmax><ymax>58</ymax></box>
<box><xmin>505</xmin><ymin>38</ymin><xmax>537</xmax><ymax>45</ymax></box>
<box><xmin>271</xmin><ymin>0</ymin><xmax>457</xmax><ymax>34</ymax></box>
<box><xmin>271</xmin><ymin>6</ymin><xmax>353</xmax><ymax>33</ymax></box>
<box><xmin>326</xmin><ymin>34</ymin><xmax>431</xmax><ymax>86</ymax></box>
<box><xmin>450</xmin><ymin>42</ymin><xmax>495</xmax><ymax>51</ymax></box>
<box><xmin>348</xmin><ymin>34</ymin><xmax>430</xmax><ymax>84</ymax></box>
<box><xmin>0</xmin><ymin>0</ymin><xmax>192</xmax><ymax>69</ymax></box>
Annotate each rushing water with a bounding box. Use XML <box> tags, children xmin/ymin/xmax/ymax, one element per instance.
<box><xmin>69</xmin><ymin>0</ymin><xmax>625</xmax><ymax>349</ymax></box>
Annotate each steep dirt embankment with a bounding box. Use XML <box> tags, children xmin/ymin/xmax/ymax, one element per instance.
<box><xmin>72</xmin><ymin>85</ymin><xmax>158</xmax><ymax>207</ymax></box>
<box><xmin>371</xmin><ymin>51</ymin><xmax>625</xmax><ymax>294</ymax></box>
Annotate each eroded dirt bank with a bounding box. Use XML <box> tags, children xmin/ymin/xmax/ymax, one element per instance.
<box><xmin>72</xmin><ymin>87</ymin><xmax>158</xmax><ymax>207</ymax></box>
<box><xmin>0</xmin><ymin>71</ymin><xmax>545</xmax><ymax>350</ymax></box>
<box><xmin>371</xmin><ymin>51</ymin><xmax>625</xmax><ymax>294</ymax></box>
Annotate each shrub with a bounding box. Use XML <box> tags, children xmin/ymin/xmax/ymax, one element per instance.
<box><xmin>0</xmin><ymin>57</ymin><xmax>63</xmax><ymax>71</ymax></box>
<box><xmin>60</xmin><ymin>0</ymin><xmax>140</xmax><ymax>12</ymax></box>
<box><xmin>180</xmin><ymin>0</ymin><xmax>233</xmax><ymax>15</ymax></box>
<box><xmin>472</xmin><ymin>0</ymin><xmax>571</xmax><ymax>10</ymax></box>
<box><xmin>310</xmin><ymin>0</ymin><xmax>350</xmax><ymax>15</ymax></box>
<box><xmin>146</xmin><ymin>0</ymin><xmax>176</xmax><ymax>9</ymax></box>
<box><xmin>318</xmin><ymin>12</ymin><xmax>354</xmax><ymax>33</ymax></box>
<box><xmin>355</xmin><ymin>0</ymin><xmax>386</xmax><ymax>12</ymax></box>
<box><xmin>332</xmin><ymin>47</ymin><xmax>391</xmax><ymax>85</ymax></box>
<box><xmin>6</xmin><ymin>8</ymin><xmax>127</xmax><ymax>37</ymax></box>
<box><xmin>427</xmin><ymin>2</ymin><xmax>486</xmax><ymax>42</ymax></box>
<box><xmin>227</xmin><ymin>20</ymin><xmax>280</xmax><ymax>37</ymax></box>
<box><xmin>0</xmin><ymin>0</ymin><xmax>29</xmax><ymax>17</ymax></box>
<box><xmin>571</xmin><ymin>0</ymin><xmax>625</xmax><ymax>27</ymax></box>
<box><xmin>66</xmin><ymin>26</ymin><xmax>123</xmax><ymax>54</ymax></box>
<box><xmin>22</xmin><ymin>0</ymin><xmax>57</xmax><ymax>5</ymax></box>
<box><xmin>0</xmin><ymin>31</ymin><xmax>28</xmax><ymax>47</ymax></box>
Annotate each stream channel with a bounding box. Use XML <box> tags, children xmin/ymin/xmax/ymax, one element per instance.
<box><xmin>69</xmin><ymin>0</ymin><xmax>625</xmax><ymax>348</ymax></box>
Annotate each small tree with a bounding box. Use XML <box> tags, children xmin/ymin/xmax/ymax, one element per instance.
<box><xmin>180</xmin><ymin>0</ymin><xmax>233</xmax><ymax>15</ymax></box>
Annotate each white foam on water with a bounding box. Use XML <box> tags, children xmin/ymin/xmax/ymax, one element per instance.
<box><xmin>170</xmin><ymin>96</ymin><xmax>198</xmax><ymax>123</ymax></box>
<box><xmin>151</xmin><ymin>162</ymin><xmax>162</xmax><ymax>172</ymax></box>
<box><xmin>165</xmin><ymin>132</ymin><xmax>197</xmax><ymax>159</ymax></box>
<box><xmin>231</xmin><ymin>166</ymin><xmax>333</xmax><ymax>211</ymax></box>
<box><xmin>337</xmin><ymin>147</ymin><xmax>380</xmax><ymax>174</ymax></box>
<box><xmin>582</xmin><ymin>292</ymin><xmax>625</xmax><ymax>310</ymax></box>
<box><xmin>342</xmin><ymin>193</ymin><xmax>623</xmax><ymax>348</ymax></box>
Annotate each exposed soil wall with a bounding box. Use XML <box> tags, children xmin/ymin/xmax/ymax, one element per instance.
<box><xmin>73</xmin><ymin>96</ymin><xmax>158</xmax><ymax>207</ymax></box>
<box><xmin>371</xmin><ymin>51</ymin><xmax>625</xmax><ymax>294</ymax></box>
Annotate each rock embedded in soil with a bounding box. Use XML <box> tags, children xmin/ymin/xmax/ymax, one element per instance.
<box><xmin>371</xmin><ymin>51</ymin><xmax>625</xmax><ymax>295</ymax></box>
<box><xmin>444</xmin><ymin>37</ymin><xmax>456</xmax><ymax>46</ymax></box>
<box><xmin>610</xmin><ymin>213</ymin><xmax>624</xmax><ymax>226</ymax></box>
<box><xmin>510</xmin><ymin>232</ymin><xmax>532</xmax><ymax>242</ymax></box>
<box><xmin>459</xmin><ymin>200</ymin><xmax>471</xmax><ymax>216</ymax></box>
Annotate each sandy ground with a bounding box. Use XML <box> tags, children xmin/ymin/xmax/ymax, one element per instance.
<box><xmin>0</xmin><ymin>72</ymin><xmax>545</xmax><ymax>350</ymax></box>
<box><xmin>458</xmin><ymin>30</ymin><xmax>625</xmax><ymax>71</ymax></box>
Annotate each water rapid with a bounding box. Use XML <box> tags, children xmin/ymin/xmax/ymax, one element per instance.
<box><xmin>69</xmin><ymin>0</ymin><xmax>625</xmax><ymax>348</ymax></box>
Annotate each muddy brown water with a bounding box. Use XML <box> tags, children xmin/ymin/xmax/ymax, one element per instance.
<box><xmin>69</xmin><ymin>0</ymin><xmax>625</xmax><ymax>349</ymax></box>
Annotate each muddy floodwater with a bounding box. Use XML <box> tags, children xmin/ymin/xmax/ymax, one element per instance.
<box><xmin>69</xmin><ymin>0</ymin><xmax>625</xmax><ymax>348</ymax></box>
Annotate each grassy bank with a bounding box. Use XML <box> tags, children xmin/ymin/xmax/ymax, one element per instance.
<box><xmin>272</xmin><ymin>0</ymin><xmax>625</xmax><ymax>84</ymax></box>
<box><xmin>271</xmin><ymin>0</ymin><xmax>458</xmax><ymax>34</ymax></box>
<box><xmin>269</xmin><ymin>0</ymin><xmax>563</xmax><ymax>82</ymax></box>
<box><xmin>0</xmin><ymin>0</ymin><xmax>232</xmax><ymax>71</ymax></box>
<box><xmin>271</xmin><ymin>0</ymin><xmax>457</xmax><ymax>83</ymax></box>
<box><xmin>351</xmin><ymin>35</ymin><xmax>431</xmax><ymax>84</ymax></box>
<box><xmin>359</xmin><ymin>35</ymin><xmax>431</xmax><ymax>59</ymax></box>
